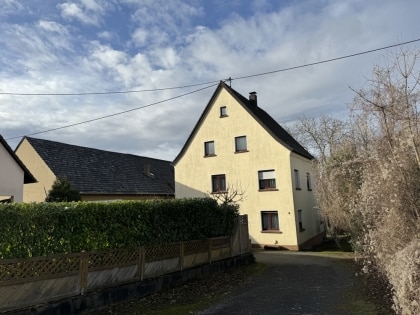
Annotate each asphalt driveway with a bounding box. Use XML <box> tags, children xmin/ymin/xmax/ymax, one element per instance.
<box><xmin>196</xmin><ymin>250</ymin><xmax>377</xmax><ymax>315</ymax></box>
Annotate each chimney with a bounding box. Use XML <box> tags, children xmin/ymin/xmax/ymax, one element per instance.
<box><xmin>249</xmin><ymin>91</ymin><xmax>257</xmax><ymax>107</ymax></box>
<box><xmin>144</xmin><ymin>164</ymin><xmax>151</xmax><ymax>176</ymax></box>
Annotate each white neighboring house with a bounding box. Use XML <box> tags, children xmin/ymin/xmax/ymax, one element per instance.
<box><xmin>0</xmin><ymin>135</ymin><xmax>36</xmax><ymax>202</ymax></box>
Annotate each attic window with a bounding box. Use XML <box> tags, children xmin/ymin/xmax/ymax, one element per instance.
<box><xmin>235</xmin><ymin>136</ymin><xmax>248</xmax><ymax>153</ymax></box>
<box><xmin>220</xmin><ymin>106</ymin><xmax>228</xmax><ymax>117</ymax></box>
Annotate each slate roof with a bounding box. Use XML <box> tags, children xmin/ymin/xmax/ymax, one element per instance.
<box><xmin>20</xmin><ymin>137</ymin><xmax>174</xmax><ymax>195</ymax></box>
<box><xmin>173</xmin><ymin>81</ymin><xmax>313</xmax><ymax>164</ymax></box>
<box><xmin>0</xmin><ymin>135</ymin><xmax>36</xmax><ymax>184</ymax></box>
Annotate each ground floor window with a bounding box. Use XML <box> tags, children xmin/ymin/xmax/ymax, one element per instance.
<box><xmin>261</xmin><ymin>211</ymin><xmax>280</xmax><ymax>231</ymax></box>
<box><xmin>211</xmin><ymin>174</ymin><xmax>226</xmax><ymax>193</ymax></box>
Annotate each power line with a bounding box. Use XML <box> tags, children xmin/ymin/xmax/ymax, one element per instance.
<box><xmin>5</xmin><ymin>83</ymin><xmax>219</xmax><ymax>140</ymax></box>
<box><xmin>4</xmin><ymin>38</ymin><xmax>420</xmax><ymax>140</ymax></box>
<box><xmin>0</xmin><ymin>80</ymin><xmax>220</xmax><ymax>96</ymax></box>
<box><xmin>232</xmin><ymin>38</ymin><xmax>420</xmax><ymax>81</ymax></box>
<box><xmin>1</xmin><ymin>38</ymin><xmax>419</xmax><ymax>96</ymax></box>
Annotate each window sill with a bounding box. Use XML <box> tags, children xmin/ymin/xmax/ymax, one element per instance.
<box><xmin>219</xmin><ymin>115</ymin><xmax>229</xmax><ymax>118</ymax></box>
<box><xmin>261</xmin><ymin>230</ymin><xmax>282</xmax><ymax>234</ymax></box>
<box><xmin>295</xmin><ymin>187</ymin><xmax>302</xmax><ymax>190</ymax></box>
<box><xmin>204</xmin><ymin>154</ymin><xmax>217</xmax><ymax>158</ymax></box>
<box><xmin>234</xmin><ymin>150</ymin><xmax>249</xmax><ymax>154</ymax></box>
<box><xmin>211</xmin><ymin>191</ymin><xmax>227</xmax><ymax>194</ymax></box>
<box><xmin>307</xmin><ymin>189</ymin><xmax>312</xmax><ymax>191</ymax></box>
<box><xmin>258</xmin><ymin>188</ymin><xmax>279</xmax><ymax>192</ymax></box>
<box><xmin>299</xmin><ymin>228</ymin><xmax>306</xmax><ymax>232</ymax></box>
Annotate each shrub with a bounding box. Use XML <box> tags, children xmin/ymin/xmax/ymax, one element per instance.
<box><xmin>0</xmin><ymin>198</ymin><xmax>238</xmax><ymax>258</ymax></box>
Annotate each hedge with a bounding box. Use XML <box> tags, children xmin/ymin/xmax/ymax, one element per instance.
<box><xmin>0</xmin><ymin>198</ymin><xmax>238</xmax><ymax>259</ymax></box>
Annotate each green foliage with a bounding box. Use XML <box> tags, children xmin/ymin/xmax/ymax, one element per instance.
<box><xmin>0</xmin><ymin>198</ymin><xmax>238</xmax><ymax>259</ymax></box>
<box><xmin>45</xmin><ymin>177</ymin><xmax>81</xmax><ymax>202</ymax></box>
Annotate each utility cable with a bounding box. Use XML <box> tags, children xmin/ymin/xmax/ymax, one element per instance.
<box><xmin>1</xmin><ymin>38</ymin><xmax>419</xmax><ymax>96</ymax></box>
<box><xmin>5</xmin><ymin>83</ymin><xmax>219</xmax><ymax>140</ymax></box>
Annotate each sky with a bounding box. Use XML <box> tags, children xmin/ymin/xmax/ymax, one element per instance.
<box><xmin>1</xmin><ymin>0</ymin><xmax>420</xmax><ymax>161</ymax></box>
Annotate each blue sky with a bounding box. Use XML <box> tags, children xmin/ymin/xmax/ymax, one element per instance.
<box><xmin>1</xmin><ymin>0</ymin><xmax>420</xmax><ymax>160</ymax></box>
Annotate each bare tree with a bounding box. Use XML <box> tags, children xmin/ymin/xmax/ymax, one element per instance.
<box><xmin>288</xmin><ymin>49</ymin><xmax>420</xmax><ymax>314</ymax></box>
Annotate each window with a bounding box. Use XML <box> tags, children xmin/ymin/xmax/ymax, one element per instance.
<box><xmin>235</xmin><ymin>136</ymin><xmax>247</xmax><ymax>152</ymax></box>
<box><xmin>261</xmin><ymin>211</ymin><xmax>280</xmax><ymax>231</ymax></box>
<box><xmin>294</xmin><ymin>169</ymin><xmax>301</xmax><ymax>190</ymax></box>
<box><xmin>306</xmin><ymin>172</ymin><xmax>312</xmax><ymax>191</ymax></box>
<box><xmin>204</xmin><ymin>141</ymin><xmax>215</xmax><ymax>156</ymax></box>
<box><xmin>212</xmin><ymin>174</ymin><xmax>226</xmax><ymax>193</ymax></box>
<box><xmin>258</xmin><ymin>170</ymin><xmax>276</xmax><ymax>190</ymax></box>
<box><xmin>220</xmin><ymin>106</ymin><xmax>228</xmax><ymax>117</ymax></box>
<box><xmin>298</xmin><ymin>210</ymin><xmax>305</xmax><ymax>231</ymax></box>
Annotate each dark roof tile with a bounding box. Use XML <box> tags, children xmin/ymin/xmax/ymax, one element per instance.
<box><xmin>173</xmin><ymin>82</ymin><xmax>313</xmax><ymax>163</ymax></box>
<box><xmin>23</xmin><ymin>137</ymin><xmax>174</xmax><ymax>195</ymax></box>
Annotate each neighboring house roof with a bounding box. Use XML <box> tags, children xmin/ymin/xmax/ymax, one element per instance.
<box><xmin>173</xmin><ymin>81</ymin><xmax>313</xmax><ymax>164</ymax></box>
<box><xmin>18</xmin><ymin>137</ymin><xmax>174</xmax><ymax>196</ymax></box>
<box><xmin>0</xmin><ymin>135</ymin><xmax>36</xmax><ymax>184</ymax></box>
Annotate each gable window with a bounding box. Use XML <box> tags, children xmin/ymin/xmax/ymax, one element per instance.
<box><xmin>306</xmin><ymin>172</ymin><xmax>312</xmax><ymax>191</ymax></box>
<box><xmin>261</xmin><ymin>211</ymin><xmax>280</xmax><ymax>231</ymax></box>
<box><xmin>212</xmin><ymin>174</ymin><xmax>226</xmax><ymax>193</ymax></box>
<box><xmin>204</xmin><ymin>141</ymin><xmax>215</xmax><ymax>156</ymax></box>
<box><xmin>235</xmin><ymin>136</ymin><xmax>247</xmax><ymax>152</ymax></box>
<box><xmin>294</xmin><ymin>169</ymin><xmax>301</xmax><ymax>190</ymax></box>
<box><xmin>220</xmin><ymin>106</ymin><xmax>228</xmax><ymax>117</ymax></box>
<box><xmin>298</xmin><ymin>210</ymin><xmax>305</xmax><ymax>232</ymax></box>
<box><xmin>258</xmin><ymin>170</ymin><xmax>277</xmax><ymax>190</ymax></box>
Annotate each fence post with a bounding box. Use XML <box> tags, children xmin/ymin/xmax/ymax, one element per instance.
<box><xmin>180</xmin><ymin>241</ymin><xmax>184</xmax><ymax>271</ymax></box>
<box><xmin>140</xmin><ymin>246</ymin><xmax>145</xmax><ymax>280</ymax></box>
<box><xmin>79</xmin><ymin>252</ymin><xmax>88</xmax><ymax>295</ymax></box>
<box><xmin>208</xmin><ymin>239</ymin><xmax>213</xmax><ymax>263</ymax></box>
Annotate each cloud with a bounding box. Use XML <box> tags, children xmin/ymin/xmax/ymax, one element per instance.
<box><xmin>0</xmin><ymin>0</ymin><xmax>24</xmax><ymax>17</ymax></box>
<box><xmin>2</xmin><ymin>0</ymin><xmax>420</xmax><ymax>162</ymax></box>
<box><xmin>57</xmin><ymin>0</ymin><xmax>108</xmax><ymax>26</ymax></box>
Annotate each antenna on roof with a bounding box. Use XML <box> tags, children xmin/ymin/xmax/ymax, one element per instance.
<box><xmin>226</xmin><ymin>77</ymin><xmax>232</xmax><ymax>87</ymax></box>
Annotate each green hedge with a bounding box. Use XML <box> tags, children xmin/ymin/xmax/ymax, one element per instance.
<box><xmin>0</xmin><ymin>199</ymin><xmax>238</xmax><ymax>259</ymax></box>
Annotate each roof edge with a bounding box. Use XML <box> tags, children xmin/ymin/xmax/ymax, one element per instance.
<box><xmin>1</xmin><ymin>135</ymin><xmax>37</xmax><ymax>183</ymax></box>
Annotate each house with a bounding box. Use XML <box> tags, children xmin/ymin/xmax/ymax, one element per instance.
<box><xmin>0</xmin><ymin>135</ymin><xmax>36</xmax><ymax>202</ymax></box>
<box><xmin>173</xmin><ymin>82</ymin><xmax>324</xmax><ymax>250</ymax></box>
<box><xmin>15</xmin><ymin>137</ymin><xmax>174</xmax><ymax>202</ymax></box>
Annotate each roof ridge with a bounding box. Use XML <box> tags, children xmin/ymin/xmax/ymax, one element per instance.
<box><xmin>24</xmin><ymin>136</ymin><xmax>171</xmax><ymax>163</ymax></box>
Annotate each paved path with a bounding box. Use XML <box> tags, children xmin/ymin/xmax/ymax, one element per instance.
<box><xmin>197</xmin><ymin>251</ymin><xmax>365</xmax><ymax>315</ymax></box>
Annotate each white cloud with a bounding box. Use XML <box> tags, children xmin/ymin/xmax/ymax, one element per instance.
<box><xmin>0</xmin><ymin>0</ymin><xmax>24</xmax><ymax>17</ymax></box>
<box><xmin>2</xmin><ymin>0</ymin><xmax>420</xmax><ymax>162</ymax></box>
<box><xmin>57</xmin><ymin>0</ymin><xmax>108</xmax><ymax>26</ymax></box>
<box><xmin>132</xmin><ymin>28</ymin><xmax>148</xmax><ymax>47</ymax></box>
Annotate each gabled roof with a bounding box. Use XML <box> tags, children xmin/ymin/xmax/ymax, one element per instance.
<box><xmin>0</xmin><ymin>135</ymin><xmax>36</xmax><ymax>184</ymax></box>
<box><xmin>18</xmin><ymin>137</ymin><xmax>174</xmax><ymax>195</ymax></box>
<box><xmin>173</xmin><ymin>81</ymin><xmax>313</xmax><ymax>164</ymax></box>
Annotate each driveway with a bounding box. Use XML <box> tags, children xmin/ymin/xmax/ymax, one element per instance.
<box><xmin>197</xmin><ymin>250</ymin><xmax>375</xmax><ymax>315</ymax></box>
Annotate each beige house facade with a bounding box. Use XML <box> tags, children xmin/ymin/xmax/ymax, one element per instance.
<box><xmin>174</xmin><ymin>82</ymin><xmax>324</xmax><ymax>250</ymax></box>
<box><xmin>15</xmin><ymin>137</ymin><xmax>174</xmax><ymax>202</ymax></box>
<box><xmin>0</xmin><ymin>135</ymin><xmax>36</xmax><ymax>202</ymax></box>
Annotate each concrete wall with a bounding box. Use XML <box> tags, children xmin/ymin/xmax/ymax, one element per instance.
<box><xmin>175</xmin><ymin>88</ymin><xmax>316</xmax><ymax>248</ymax></box>
<box><xmin>0</xmin><ymin>143</ymin><xmax>25</xmax><ymax>202</ymax></box>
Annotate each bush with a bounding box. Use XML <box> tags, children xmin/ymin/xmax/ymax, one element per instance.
<box><xmin>0</xmin><ymin>198</ymin><xmax>238</xmax><ymax>258</ymax></box>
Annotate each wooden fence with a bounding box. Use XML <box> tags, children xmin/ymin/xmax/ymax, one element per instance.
<box><xmin>0</xmin><ymin>215</ymin><xmax>249</xmax><ymax>313</ymax></box>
